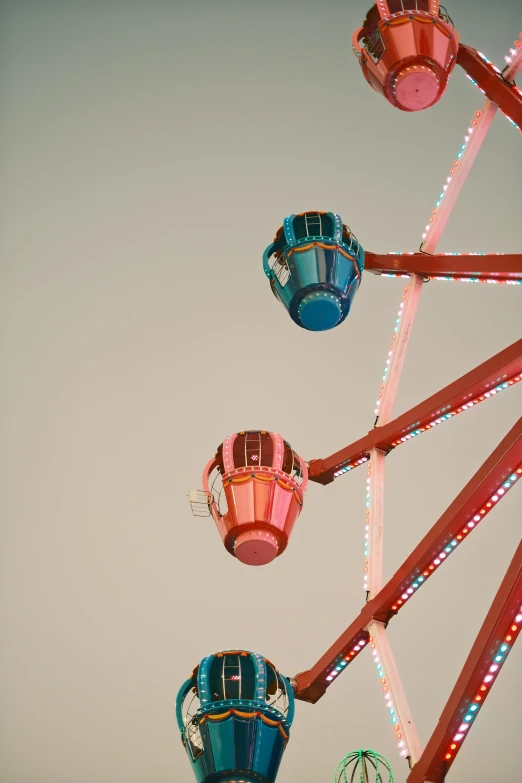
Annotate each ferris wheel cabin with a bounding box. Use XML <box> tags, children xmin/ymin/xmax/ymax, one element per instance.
<box><xmin>176</xmin><ymin>649</ymin><xmax>295</xmax><ymax>783</ymax></box>
<box><xmin>263</xmin><ymin>211</ymin><xmax>364</xmax><ymax>331</ymax></box>
<box><xmin>352</xmin><ymin>1</ymin><xmax>459</xmax><ymax>111</ymax></box>
<box><xmin>197</xmin><ymin>431</ymin><xmax>308</xmax><ymax>566</ymax></box>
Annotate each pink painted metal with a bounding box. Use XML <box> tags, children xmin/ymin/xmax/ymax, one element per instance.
<box><xmin>366</xmin><ymin>449</ymin><xmax>386</xmax><ymax>598</ymax></box>
<box><xmin>367</xmin><ymin>275</ymin><xmax>422</xmax><ymax>756</ymax></box>
<box><xmin>369</xmin><ymin>621</ymin><xmax>423</xmax><ymax>766</ymax></box>
<box><xmin>422</xmin><ymin>103</ymin><xmax>497</xmax><ymax>252</ymax></box>
<box><xmin>353</xmin><ymin>4</ymin><xmax>459</xmax><ymax>112</ymax></box>
<box><xmin>503</xmin><ymin>35</ymin><xmax>522</xmax><ymax>81</ymax></box>
<box><xmin>377</xmin><ymin>0</ymin><xmax>391</xmax><ymax>18</ymax></box>
<box><xmin>421</xmin><ymin>39</ymin><xmax>522</xmax><ymax>250</ymax></box>
<box><xmin>375</xmin><ymin>275</ymin><xmax>423</xmax><ymax>427</ymax></box>
<box><xmin>202</xmin><ymin>431</ymin><xmax>308</xmax><ymax>566</ymax></box>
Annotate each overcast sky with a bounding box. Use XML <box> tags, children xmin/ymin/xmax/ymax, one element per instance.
<box><xmin>0</xmin><ymin>1</ymin><xmax>521</xmax><ymax>782</ymax></box>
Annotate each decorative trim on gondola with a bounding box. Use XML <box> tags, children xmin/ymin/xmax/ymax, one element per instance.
<box><xmin>200</xmin><ymin>709</ymin><xmax>289</xmax><ymax>741</ymax></box>
<box><xmin>286</xmin><ymin>241</ymin><xmax>362</xmax><ymax>279</ymax></box>
<box><xmin>225</xmin><ymin>473</ymin><xmax>303</xmax><ymax>504</ymax></box>
<box><xmin>386</xmin><ymin>11</ymin><xmax>454</xmax><ymax>37</ymax></box>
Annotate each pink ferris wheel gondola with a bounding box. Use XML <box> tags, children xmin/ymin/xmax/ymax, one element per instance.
<box><xmin>193</xmin><ymin>431</ymin><xmax>308</xmax><ymax>566</ymax></box>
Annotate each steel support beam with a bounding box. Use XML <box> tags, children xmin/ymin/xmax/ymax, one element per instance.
<box><xmin>294</xmin><ymin>419</ymin><xmax>522</xmax><ymax>703</ymax></box>
<box><xmin>309</xmin><ymin>339</ymin><xmax>522</xmax><ymax>485</ymax></box>
<box><xmin>407</xmin><ymin>540</ymin><xmax>522</xmax><ymax>783</ymax></box>
<box><xmin>457</xmin><ymin>44</ymin><xmax>522</xmax><ymax>127</ymax></box>
<box><xmin>365</xmin><ymin>253</ymin><xmax>522</xmax><ymax>284</ymax></box>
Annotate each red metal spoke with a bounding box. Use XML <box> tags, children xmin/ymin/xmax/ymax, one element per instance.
<box><xmin>371</xmin><ymin>420</ymin><xmax>522</xmax><ymax>623</ymax></box>
<box><xmin>309</xmin><ymin>340</ymin><xmax>522</xmax><ymax>485</ymax></box>
<box><xmin>457</xmin><ymin>44</ymin><xmax>522</xmax><ymax>127</ymax></box>
<box><xmin>407</xmin><ymin>540</ymin><xmax>522</xmax><ymax>783</ymax></box>
<box><xmin>294</xmin><ymin>418</ymin><xmax>522</xmax><ymax>704</ymax></box>
<box><xmin>294</xmin><ymin>617</ymin><xmax>372</xmax><ymax>704</ymax></box>
<box><xmin>365</xmin><ymin>252</ymin><xmax>522</xmax><ymax>284</ymax></box>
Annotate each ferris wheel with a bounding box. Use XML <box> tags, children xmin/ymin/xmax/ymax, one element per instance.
<box><xmin>181</xmin><ymin>3</ymin><xmax>522</xmax><ymax>782</ymax></box>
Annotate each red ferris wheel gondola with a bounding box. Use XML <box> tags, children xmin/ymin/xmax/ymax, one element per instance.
<box><xmin>352</xmin><ymin>0</ymin><xmax>459</xmax><ymax>111</ymax></box>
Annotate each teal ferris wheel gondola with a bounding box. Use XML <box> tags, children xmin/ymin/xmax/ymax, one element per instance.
<box><xmin>176</xmin><ymin>650</ymin><xmax>295</xmax><ymax>783</ymax></box>
<box><xmin>262</xmin><ymin>211</ymin><xmax>365</xmax><ymax>331</ymax></box>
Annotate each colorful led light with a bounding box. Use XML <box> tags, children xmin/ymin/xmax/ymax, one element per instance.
<box><xmin>333</xmin><ymin>372</ymin><xmax>521</xmax><ymax>477</ymax></box>
<box><xmin>324</xmin><ymin>637</ymin><xmax>368</xmax><ymax>683</ymax></box>
<box><xmin>503</xmin><ymin>33</ymin><xmax>522</xmax><ymax>64</ymax></box>
<box><xmin>420</xmin><ymin>35</ymin><xmax>522</xmax><ymax>242</ymax></box>
<box><xmin>364</xmin><ymin>462</ymin><xmax>371</xmax><ymax>591</ymax></box>
<box><xmin>476</xmin><ymin>50</ymin><xmax>502</xmax><ymax>73</ymax></box>
<box><xmin>464</xmin><ymin>72</ymin><xmax>522</xmax><ymax>132</ymax></box>
<box><xmin>374</xmin><ymin>286</ymin><xmax>409</xmax><ymax>417</ymax></box>
<box><xmin>333</xmin><ymin>455</ymin><xmax>369</xmax><ymax>479</ymax></box>
<box><xmin>500</xmin><ymin>108</ymin><xmax>521</xmax><ymax>133</ymax></box>
<box><xmin>432</xmin><ymin>275</ymin><xmax>522</xmax><ymax>284</ymax></box>
<box><xmin>381</xmin><ymin>272</ymin><xmax>522</xmax><ymax>285</ymax></box>
<box><xmin>467</xmin><ymin>36</ymin><xmax>522</xmax><ymax>131</ymax></box>
<box><xmin>388</xmin><ymin>467</ymin><xmax>522</xmax><ymax>615</ymax></box>
<box><xmin>465</xmin><ymin>73</ymin><xmax>486</xmax><ymax>96</ymax></box>
<box><xmin>370</xmin><ymin>638</ymin><xmax>410</xmax><ymax>760</ymax></box>
<box><xmin>442</xmin><ymin>603</ymin><xmax>522</xmax><ymax>768</ymax></box>
<box><xmin>389</xmin><ymin>375</ymin><xmax>521</xmax><ymax>448</ymax></box>
<box><xmin>388</xmin><ymin>252</ymin><xmax>492</xmax><ymax>256</ymax></box>
<box><xmin>421</xmin><ymin>110</ymin><xmax>482</xmax><ymax>244</ymax></box>
<box><xmin>381</xmin><ymin>251</ymin><xmax>522</xmax><ymax>285</ymax></box>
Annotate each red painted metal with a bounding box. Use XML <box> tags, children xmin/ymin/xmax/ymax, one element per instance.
<box><xmin>457</xmin><ymin>44</ymin><xmax>522</xmax><ymax>127</ymax></box>
<box><xmin>407</xmin><ymin>539</ymin><xmax>522</xmax><ymax>783</ymax></box>
<box><xmin>352</xmin><ymin>4</ymin><xmax>459</xmax><ymax>111</ymax></box>
<box><xmin>365</xmin><ymin>252</ymin><xmax>522</xmax><ymax>283</ymax></box>
<box><xmin>371</xmin><ymin>418</ymin><xmax>522</xmax><ymax>623</ymax></box>
<box><xmin>308</xmin><ymin>339</ymin><xmax>522</xmax><ymax>485</ymax></box>
<box><xmin>294</xmin><ymin>418</ymin><xmax>522</xmax><ymax>703</ymax></box>
<box><xmin>308</xmin><ymin>339</ymin><xmax>522</xmax><ymax>484</ymax></box>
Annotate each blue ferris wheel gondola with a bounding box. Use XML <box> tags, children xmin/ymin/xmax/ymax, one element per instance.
<box><xmin>262</xmin><ymin>211</ymin><xmax>365</xmax><ymax>331</ymax></box>
<box><xmin>176</xmin><ymin>650</ymin><xmax>295</xmax><ymax>783</ymax></box>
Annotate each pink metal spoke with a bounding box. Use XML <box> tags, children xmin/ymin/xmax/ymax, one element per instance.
<box><xmin>502</xmin><ymin>33</ymin><xmax>522</xmax><ymax>79</ymax></box>
<box><xmin>369</xmin><ymin>621</ymin><xmax>423</xmax><ymax>766</ymax></box>
<box><xmin>376</xmin><ymin>0</ymin><xmax>391</xmax><ymax>19</ymax></box>
<box><xmin>421</xmin><ymin>34</ymin><xmax>522</xmax><ymax>251</ymax></box>
<box><xmin>374</xmin><ymin>276</ymin><xmax>423</xmax><ymax>426</ymax></box>
<box><xmin>367</xmin><ymin>275</ymin><xmax>422</xmax><ymax>775</ymax></box>
<box><xmin>421</xmin><ymin>102</ymin><xmax>497</xmax><ymax>252</ymax></box>
<box><xmin>365</xmin><ymin>449</ymin><xmax>386</xmax><ymax>598</ymax></box>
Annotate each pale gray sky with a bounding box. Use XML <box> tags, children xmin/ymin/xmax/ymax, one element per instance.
<box><xmin>0</xmin><ymin>1</ymin><xmax>521</xmax><ymax>782</ymax></box>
